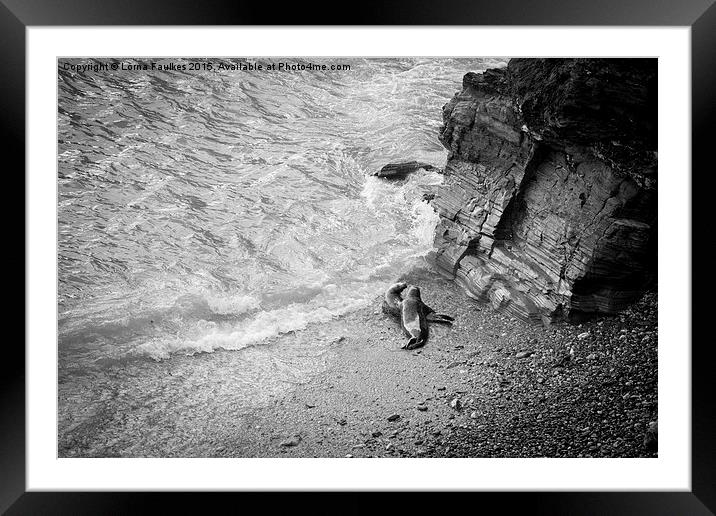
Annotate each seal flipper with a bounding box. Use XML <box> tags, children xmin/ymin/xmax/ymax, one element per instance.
<box><xmin>426</xmin><ymin>313</ymin><xmax>454</xmax><ymax>323</ymax></box>
<box><xmin>405</xmin><ymin>336</ymin><xmax>425</xmax><ymax>350</ymax></box>
<box><xmin>404</xmin><ymin>337</ymin><xmax>418</xmax><ymax>349</ymax></box>
<box><xmin>423</xmin><ymin>304</ymin><xmax>454</xmax><ymax>321</ymax></box>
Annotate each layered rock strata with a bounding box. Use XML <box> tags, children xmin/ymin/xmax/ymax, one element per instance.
<box><xmin>431</xmin><ymin>59</ymin><xmax>657</xmax><ymax>322</ymax></box>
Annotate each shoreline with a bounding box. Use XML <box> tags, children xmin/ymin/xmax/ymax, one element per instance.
<box><xmin>59</xmin><ymin>263</ymin><xmax>657</xmax><ymax>458</ymax></box>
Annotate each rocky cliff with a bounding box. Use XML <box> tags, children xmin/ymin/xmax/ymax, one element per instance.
<box><xmin>430</xmin><ymin>59</ymin><xmax>657</xmax><ymax>323</ymax></box>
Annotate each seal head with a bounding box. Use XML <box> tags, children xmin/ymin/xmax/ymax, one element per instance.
<box><xmin>382</xmin><ymin>282</ymin><xmax>408</xmax><ymax>318</ymax></box>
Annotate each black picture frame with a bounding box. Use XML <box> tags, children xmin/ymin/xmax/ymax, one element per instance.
<box><xmin>5</xmin><ymin>1</ymin><xmax>714</xmax><ymax>514</ymax></box>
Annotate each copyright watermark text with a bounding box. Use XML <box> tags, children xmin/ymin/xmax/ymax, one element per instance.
<box><xmin>60</xmin><ymin>60</ymin><xmax>352</xmax><ymax>74</ymax></box>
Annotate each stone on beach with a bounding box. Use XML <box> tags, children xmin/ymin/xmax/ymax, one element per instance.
<box><xmin>280</xmin><ymin>434</ymin><xmax>302</xmax><ymax>447</ymax></box>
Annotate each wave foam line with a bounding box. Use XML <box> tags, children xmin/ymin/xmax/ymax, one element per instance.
<box><xmin>129</xmin><ymin>283</ymin><xmax>382</xmax><ymax>361</ymax></box>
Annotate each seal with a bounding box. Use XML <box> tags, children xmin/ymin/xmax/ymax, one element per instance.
<box><xmin>382</xmin><ymin>282</ymin><xmax>454</xmax><ymax>324</ymax></box>
<box><xmin>400</xmin><ymin>285</ymin><xmax>429</xmax><ymax>349</ymax></box>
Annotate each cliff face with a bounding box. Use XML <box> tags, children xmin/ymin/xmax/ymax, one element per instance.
<box><xmin>431</xmin><ymin>59</ymin><xmax>657</xmax><ymax>323</ymax></box>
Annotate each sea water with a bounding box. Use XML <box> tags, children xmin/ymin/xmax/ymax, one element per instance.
<box><xmin>58</xmin><ymin>57</ymin><xmax>503</xmax><ymax>391</ymax></box>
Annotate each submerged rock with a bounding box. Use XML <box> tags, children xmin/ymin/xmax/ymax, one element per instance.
<box><xmin>431</xmin><ymin>59</ymin><xmax>657</xmax><ymax>323</ymax></box>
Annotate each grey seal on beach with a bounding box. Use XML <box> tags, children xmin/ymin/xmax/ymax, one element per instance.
<box><xmin>400</xmin><ymin>286</ymin><xmax>430</xmax><ymax>349</ymax></box>
<box><xmin>382</xmin><ymin>282</ymin><xmax>454</xmax><ymax>324</ymax></box>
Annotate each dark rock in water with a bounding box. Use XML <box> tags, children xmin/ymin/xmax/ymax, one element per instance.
<box><xmin>373</xmin><ymin>161</ymin><xmax>437</xmax><ymax>179</ymax></box>
<box><xmin>432</xmin><ymin>58</ymin><xmax>657</xmax><ymax>322</ymax></box>
<box><xmin>643</xmin><ymin>420</ymin><xmax>658</xmax><ymax>450</ymax></box>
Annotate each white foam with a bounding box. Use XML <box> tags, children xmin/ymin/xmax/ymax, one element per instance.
<box><xmin>411</xmin><ymin>199</ymin><xmax>441</xmax><ymax>247</ymax></box>
<box><xmin>130</xmin><ymin>281</ymin><xmax>384</xmax><ymax>361</ymax></box>
<box><xmin>360</xmin><ymin>175</ymin><xmax>400</xmax><ymax>210</ymax></box>
<box><xmin>361</xmin><ymin>168</ymin><xmax>442</xmax><ymax>213</ymax></box>
<box><xmin>205</xmin><ymin>292</ymin><xmax>261</xmax><ymax>315</ymax></box>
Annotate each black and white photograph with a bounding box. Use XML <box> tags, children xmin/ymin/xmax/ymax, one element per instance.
<box><xmin>57</xmin><ymin>57</ymin><xmax>658</xmax><ymax>459</ymax></box>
